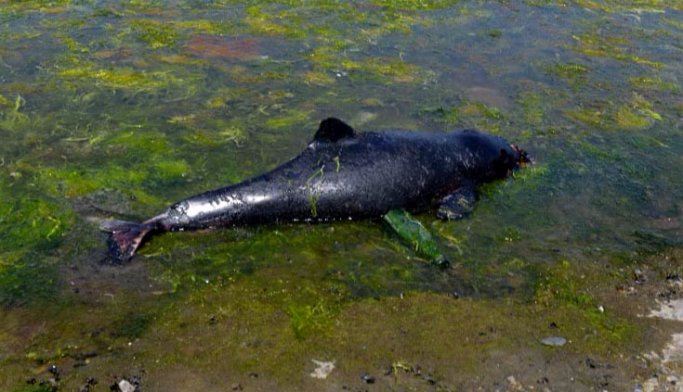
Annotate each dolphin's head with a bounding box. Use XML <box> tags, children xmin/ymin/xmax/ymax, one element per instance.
<box><xmin>510</xmin><ymin>143</ymin><xmax>531</xmax><ymax>168</ymax></box>
<box><xmin>493</xmin><ymin>141</ymin><xmax>531</xmax><ymax>174</ymax></box>
<box><xmin>458</xmin><ymin>130</ymin><xmax>530</xmax><ymax>180</ymax></box>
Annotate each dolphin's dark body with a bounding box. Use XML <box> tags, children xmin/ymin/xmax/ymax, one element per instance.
<box><xmin>103</xmin><ymin>118</ymin><xmax>527</xmax><ymax>262</ymax></box>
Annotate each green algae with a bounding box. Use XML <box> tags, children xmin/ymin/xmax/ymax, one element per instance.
<box><xmin>0</xmin><ymin>94</ymin><xmax>30</xmax><ymax>129</ymax></box>
<box><xmin>1</xmin><ymin>0</ymin><xmax>72</xmax><ymax>14</ymax></box>
<box><xmin>417</xmin><ymin>105</ymin><xmax>460</xmax><ymax>124</ymax></box>
<box><xmin>0</xmin><ymin>181</ymin><xmax>73</xmax><ymax>254</ymax></box>
<box><xmin>59</xmin><ymin>66</ymin><xmax>181</xmax><ymax>91</ymax></box>
<box><xmin>11</xmin><ymin>386</ymin><xmax>56</xmax><ymax>392</ymax></box>
<box><xmin>544</xmin><ymin>62</ymin><xmax>590</xmax><ymax>80</ymax></box>
<box><xmin>534</xmin><ymin>260</ymin><xmax>593</xmax><ymax>307</ymax></box>
<box><xmin>107</xmin><ymin>129</ymin><xmax>170</xmax><ymax>154</ymax></box>
<box><xmin>565</xmin><ymin>106</ymin><xmax>608</xmax><ymax>129</ymax></box>
<box><xmin>39</xmin><ymin>166</ymin><xmax>138</xmax><ymax>198</ymax></box>
<box><xmin>0</xmin><ymin>257</ymin><xmax>61</xmax><ymax>306</ymax></box>
<box><xmin>570</xmin><ymin>31</ymin><xmax>663</xmax><ymax>68</ymax></box>
<box><xmin>367</xmin><ymin>10</ymin><xmax>423</xmax><ymax>36</ymax></box>
<box><xmin>114</xmin><ymin>312</ymin><xmax>155</xmax><ymax>339</ymax></box>
<box><xmin>151</xmin><ymin>159</ymin><xmax>190</xmax><ymax>182</ymax></box>
<box><xmin>532</xmin><ymin>260</ymin><xmax>639</xmax><ymax>352</ymax></box>
<box><xmin>245</xmin><ymin>5</ymin><xmax>305</xmax><ymax>39</ymax></box>
<box><xmin>33</xmin><ymin>126</ymin><xmax>187</xmax><ymax>203</ymax></box>
<box><xmin>308</xmin><ymin>45</ymin><xmax>429</xmax><ymax>85</ymax></box>
<box><xmin>485</xmin><ymin>28</ymin><xmax>502</xmax><ymax>38</ymax></box>
<box><xmin>0</xmin><ymin>177</ymin><xmax>72</xmax><ymax>305</ymax></box>
<box><xmin>350</xmin><ymin>58</ymin><xmax>428</xmax><ymax>84</ymax></box>
<box><xmin>629</xmin><ymin>76</ymin><xmax>679</xmax><ymax>93</ymax></box>
<box><xmin>182</xmin><ymin>130</ymin><xmax>226</xmax><ymax>147</ymax></box>
<box><xmin>241</xmin><ymin>1</ymin><xmax>427</xmax><ymax>44</ymax></box>
<box><xmin>0</xmin><ymin>94</ymin><xmax>12</xmax><ymax>108</ymax></box>
<box><xmin>286</xmin><ymin>299</ymin><xmax>338</xmax><ymax>340</ymax></box>
<box><xmin>132</xmin><ymin>20</ymin><xmax>180</xmax><ymax>49</ymax></box>
<box><xmin>0</xmin><ymin>254</ymin><xmax>655</xmax><ymax>388</ymax></box>
<box><xmin>176</xmin><ymin>117</ymin><xmax>233</xmax><ymax>154</ymax></box>
<box><xmin>663</xmin><ymin>17</ymin><xmax>683</xmax><ymax>29</ymax></box>
<box><xmin>265</xmin><ymin>109</ymin><xmax>311</xmax><ymax>129</ymax></box>
<box><xmin>518</xmin><ymin>92</ymin><xmax>546</xmax><ymax>126</ymax></box>
<box><xmin>55</xmin><ymin>33</ymin><xmax>89</xmax><ymax>54</ymax></box>
<box><xmin>525</xmin><ymin>0</ymin><xmax>682</xmax><ymax>12</ymax></box>
<box><xmin>38</xmin><ymin>160</ymin><xmax>184</xmax><ymax>203</ymax></box>
<box><xmin>304</xmin><ymin>166</ymin><xmax>324</xmax><ymax>217</ymax></box>
<box><xmin>565</xmin><ymin>94</ymin><xmax>662</xmax><ymax>131</ymax></box>
<box><xmin>171</xmin><ymin>19</ymin><xmax>233</xmax><ymax>35</ymax></box>
<box><xmin>55</xmin><ymin>53</ymin><xmax>201</xmax><ymax>96</ymax></box>
<box><xmin>418</xmin><ymin>100</ymin><xmax>506</xmax><ymax>133</ymax></box>
<box><xmin>303</xmin><ymin>70</ymin><xmax>336</xmax><ymax>86</ymax></box>
<box><xmin>615</xmin><ymin>106</ymin><xmax>652</xmax><ymax>129</ymax></box>
<box><xmin>371</xmin><ymin>0</ymin><xmax>459</xmax><ymax>11</ymax></box>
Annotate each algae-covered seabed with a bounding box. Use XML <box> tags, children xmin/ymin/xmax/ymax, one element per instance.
<box><xmin>1</xmin><ymin>0</ymin><xmax>682</xmax><ymax>391</ymax></box>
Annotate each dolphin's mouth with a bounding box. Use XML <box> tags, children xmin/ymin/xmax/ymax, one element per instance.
<box><xmin>510</xmin><ymin>144</ymin><xmax>532</xmax><ymax>167</ymax></box>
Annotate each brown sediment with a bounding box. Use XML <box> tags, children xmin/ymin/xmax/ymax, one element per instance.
<box><xmin>185</xmin><ymin>35</ymin><xmax>261</xmax><ymax>60</ymax></box>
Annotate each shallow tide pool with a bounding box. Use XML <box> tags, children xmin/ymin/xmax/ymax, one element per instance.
<box><xmin>1</xmin><ymin>0</ymin><xmax>682</xmax><ymax>391</ymax></box>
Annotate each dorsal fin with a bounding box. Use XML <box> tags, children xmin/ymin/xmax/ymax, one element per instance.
<box><xmin>313</xmin><ymin>117</ymin><xmax>356</xmax><ymax>142</ymax></box>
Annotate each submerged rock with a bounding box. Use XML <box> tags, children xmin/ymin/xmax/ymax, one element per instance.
<box><xmin>310</xmin><ymin>359</ymin><xmax>335</xmax><ymax>379</ymax></box>
<box><xmin>116</xmin><ymin>379</ymin><xmax>136</xmax><ymax>392</ymax></box>
<box><xmin>540</xmin><ymin>336</ymin><xmax>567</xmax><ymax>347</ymax></box>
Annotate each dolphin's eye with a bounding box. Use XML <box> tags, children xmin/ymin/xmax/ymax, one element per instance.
<box><xmin>499</xmin><ymin>148</ymin><xmax>509</xmax><ymax>163</ymax></box>
<box><xmin>494</xmin><ymin>148</ymin><xmax>514</xmax><ymax>174</ymax></box>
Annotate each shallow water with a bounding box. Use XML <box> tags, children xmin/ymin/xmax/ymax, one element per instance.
<box><xmin>1</xmin><ymin>1</ymin><xmax>682</xmax><ymax>391</ymax></box>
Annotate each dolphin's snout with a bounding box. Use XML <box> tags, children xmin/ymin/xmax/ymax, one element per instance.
<box><xmin>510</xmin><ymin>144</ymin><xmax>531</xmax><ymax>167</ymax></box>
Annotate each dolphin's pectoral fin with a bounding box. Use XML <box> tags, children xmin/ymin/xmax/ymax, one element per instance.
<box><xmin>313</xmin><ymin>117</ymin><xmax>356</xmax><ymax>142</ymax></box>
<box><xmin>437</xmin><ymin>185</ymin><xmax>476</xmax><ymax>220</ymax></box>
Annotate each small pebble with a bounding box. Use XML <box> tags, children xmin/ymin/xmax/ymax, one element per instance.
<box><xmin>507</xmin><ymin>375</ymin><xmax>523</xmax><ymax>390</ymax></box>
<box><xmin>78</xmin><ymin>377</ymin><xmax>97</xmax><ymax>392</ymax></box>
<box><xmin>633</xmin><ymin>268</ymin><xmax>645</xmax><ymax>284</ymax></box>
<box><xmin>117</xmin><ymin>379</ymin><xmax>136</xmax><ymax>392</ymax></box>
<box><xmin>540</xmin><ymin>336</ymin><xmax>567</xmax><ymax>347</ymax></box>
<box><xmin>310</xmin><ymin>360</ymin><xmax>335</xmax><ymax>379</ymax></box>
<box><xmin>361</xmin><ymin>373</ymin><xmax>375</xmax><ymax>384</ymax></box>
<box><xmin>48</xmin><ymin>365</ymin><xmax>59</xmax><ymax>376</ymax></box>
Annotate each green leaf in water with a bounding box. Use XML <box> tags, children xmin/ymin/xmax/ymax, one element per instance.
<box><xmin>383</xmin><ymin>209</ymin><xmax>447</xmax><ymax>267</ymax></box>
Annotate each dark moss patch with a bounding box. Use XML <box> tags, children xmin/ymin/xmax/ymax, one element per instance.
<box><xmin>132</xmin><ymin>19</ymin><xmax>180</xmax><ymax>49</ymax></box>
<box><xmin>11</xmin><ymin>385</ymin><xmax>57</xmax><ymax>392</ymax></box>
<box><xmin>114</xmin><ymin>312</ymin><xmax>155</xmax><ymax>339</ymax></box>
<box><xmin>0</xmin><ymin>256</ymin><xmax>61</xmax><ymax>306</ymax></box>
<box><xmin>544</xmin><ymin>62</ymin><xmax>590</xmax><ymax>81</ymax></box>
<box><xmin>569</xmin><ymin>30</ymin><xmax>663</xmax><ymax>68</ymax></box>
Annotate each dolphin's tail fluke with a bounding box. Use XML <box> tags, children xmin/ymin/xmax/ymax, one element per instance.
<box><xmin>101</xmin><ymin>220</ymin><xmax>154</xmax><ymax>263</ymax></box>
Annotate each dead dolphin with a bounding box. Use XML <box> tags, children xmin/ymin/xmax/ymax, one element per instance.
<box><xmin>103</xmin><ymin>118</ymin><xmax>528</xmax><ymax>262</ymax></box>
